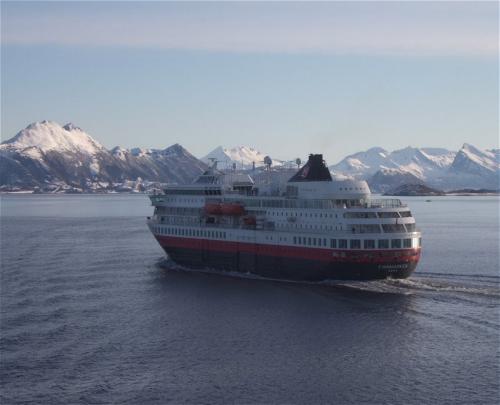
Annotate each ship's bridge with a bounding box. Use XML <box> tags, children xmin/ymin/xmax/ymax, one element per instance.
<box><xmin>286</xmin><ymin>154</ymin><xmax>371</xmax><ymax>200</ymax></box>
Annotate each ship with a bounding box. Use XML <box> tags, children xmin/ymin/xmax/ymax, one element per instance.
<box><xmin>147</xmin><ymin>154</ymin><xmax>421</xmax><ymax>281</ymax></box>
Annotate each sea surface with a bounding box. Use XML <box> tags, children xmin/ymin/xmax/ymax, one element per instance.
<box><xmin>1</xmin><ymin>194</ymin><xmax>499</xmax><ymax>404</ymax></box>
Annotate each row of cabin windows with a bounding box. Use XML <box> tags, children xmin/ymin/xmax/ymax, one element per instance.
<box><xmin>267</xmin><ymin>210</ymin><xmax>411</xmax><ymax>219</ymax></box>
<box><xmin>292</xmin><ymin>236</ymin><xmax>419</xmax><ymax>249</ymax></box>
<box><xmin>155</xmin><ymin>226</ymin><xmax>226</xmax><ymax>239</ymax></box>
<box><xmin>161</xmin><ymin>198</ymin><xmax>203</xmax><ymax>204</ymax></box>
<box><xmin>269</xmin><ymin>211</ymin><xmax>338</xmax><ymax>218</ymax></box>
<box><xmin>158</xmin><ymin>207</ymin><xmax>201</xmax><ymax>216</ymax></box>
<box><xmin>343</xmin><ymin>211</ymin><xmax>412</xmax><ymax>219</ymax></box>
<box><xmin>164</xmin><ymin>189</ymin><xmax>221</xmax><ymax>195</ymax></box>
<box><xmin>276</xmin><ymin>222</ymin><xmax>415</xmax><ymax>234</ymax></box>
<box><xmin>277</xmin><ymin>223</ymin><xmax>342</xmax><ymax>231</ymax></box>
<box><xmin>243</xmin><ymin>198</ymin><xmax>364</xmax><ymax>209</ymax></box>
<box><xmin>338</xmin><ymin>187</ymin><xmax>364</xmax><ymax>191</ymax></box>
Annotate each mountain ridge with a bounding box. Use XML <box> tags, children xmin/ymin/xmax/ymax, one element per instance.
<box><xmin>1</xmin><ymin>121</ymin><xmax>498</xmax><ymax>192</ymax></box>
<box><xmin>0</xmin><ymin>121</ymin><xmax>207</xmax><ymax>192</ymax></box>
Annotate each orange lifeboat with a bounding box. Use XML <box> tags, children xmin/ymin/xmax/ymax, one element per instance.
<box><xmin>204</xmin><ymin>203</ymin><xmax>222</xmax><ymax>215</ymax></box>
<box><xmin>220</xmin><ymin>202</ymin><xmax>245</xmax><ymax>216</ymax></box>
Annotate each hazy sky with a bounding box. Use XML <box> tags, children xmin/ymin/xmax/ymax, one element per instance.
<box><xmin>1</xmin><ymin>1</ymin><xmax>498</xmax><ymax>163</ymax></box>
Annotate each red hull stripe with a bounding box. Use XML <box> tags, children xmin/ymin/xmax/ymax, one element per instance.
<box><xmin>155</xmin><ymin>235</ymin><xmax>421</xmax><ymax>265</ymax></box>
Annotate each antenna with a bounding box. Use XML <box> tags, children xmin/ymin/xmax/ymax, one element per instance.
<box><xmin>263</xmin><ymin>156</ymin><xmax>272</xmax><ymax>171</ymax></box>
<box><xmin>208</xmin><ymin>158</ymin><xmax>218</xmax><ymax>169</ymax></box>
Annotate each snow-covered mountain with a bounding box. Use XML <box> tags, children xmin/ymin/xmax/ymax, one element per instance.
<box><xmin>0</xmin><ymin>121</ymin><xmax>207</xmax><ymax>192</ymax></box>
<box><xmin>332</xmin><ymin>144</ymin><xmax>498</xmax><ymax>190</ymax></box>
<box><xmin>440</xmin><ymin>143</ymin><xmax>500</xmax><ymax>190</ymax></box>
<box><xmin>331</xmin><ymin>146</ymin><xmax>456</xmax><ymax>181</ymax></box>
<box><xmin>450</xmin><ymin>143</ymin><xmax>499</xmax><ymax>175</ymax></box>
<box><xmin>3</xmin><ymin>121</ymin><xmax>105</xmax><ymax>155</ymax></box>
<box><xmin>202</xmin><ymin>146</ymin><xmax>283</xmax><ymax>169</ymax></box>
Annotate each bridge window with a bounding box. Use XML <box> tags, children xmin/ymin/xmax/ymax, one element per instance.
<box><xmin>403</xmin><ymin>239</ymin><xmax>412</xmax><ymax>248</ymax></box>
<box><xmin>338</xmin><ymin>239</ymin><xmax>347</xmax><ymax>249</ymax></box>
<box><xmin>400</xmin><ymin>211</ymin><xmax>412</xmax><ymax>217</ymax></box>
<box><xmin>405</xmin><ymin>223</ymin><xmax>416</xmax><ymax>232</ymax></box>
<box><xmin>378</xmin><ymin>212</ymin><xmax>400</xmax><ymax>218</ymax></box>
<box><xmin>351</xmin><ymin>224</ymin><xmax>381</xmax><ymax>234</ymax></box>
<box><xmin>343</xmin><ymin>212</ymin><xmax>377</xmax><ymax>219</ymax></box>
<box><xmin>382</xmin><ymin>224</ymin><xmax>406</xmax><ymax>233</ymax></box>
<box><xmin>330</xmin><ymin>239</ymin><xmax>337</xmax><ymax>248</ymax></box>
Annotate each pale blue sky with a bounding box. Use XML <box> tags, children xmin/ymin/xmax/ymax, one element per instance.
<box><xmin>1</xmin><ymin>1</ymin><xmax>498</xmax><ymax>162</ymax></box>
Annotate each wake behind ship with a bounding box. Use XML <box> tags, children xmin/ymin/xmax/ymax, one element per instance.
<box><xmin>147</xmin><ymin>154</ymin><xmax>421</xmax><ymax>280</ymax></box>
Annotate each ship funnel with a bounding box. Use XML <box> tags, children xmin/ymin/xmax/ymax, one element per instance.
<box><xmin>288</xmin><ymin>154</ymin><xmax>332</xmax><ymax>182</ymax></box>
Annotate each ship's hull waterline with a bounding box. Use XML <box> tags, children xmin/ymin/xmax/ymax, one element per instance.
<box><xmin>155</xmin><ymin>235</ymin><xmax>420</xmax><ymax>281</ymax></box>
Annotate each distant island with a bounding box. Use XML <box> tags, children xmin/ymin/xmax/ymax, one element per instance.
<box><xmin>384</xmin><ymin>184</ymin><xmax>499</xmax><ymax>196</ymax></box>
<box><xmin>383</xmin><ymin>184</ymin><xmax>445</xmax><ymax>196</ymax></box>
<box><xmin>446</xmin><ymin>188</ymin><xmax>500</xmax><ymax>196</ymax></box>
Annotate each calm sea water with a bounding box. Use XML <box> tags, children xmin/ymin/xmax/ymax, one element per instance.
<box><xmin>1</xmin><ymin>194</ymin><xmax>499</xmax><ymax>404</ymax></box>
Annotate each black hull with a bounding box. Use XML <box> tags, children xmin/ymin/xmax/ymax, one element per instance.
<box><xmin>158</xmin><ymin>242</ymin><xmax>419</xmax><ymax>281</ymax></box>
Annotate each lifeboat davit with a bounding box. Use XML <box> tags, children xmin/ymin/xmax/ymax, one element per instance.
<box><xmin>220</xmin><ymin>202</ymin><xmax>245</xmax><ymax>216</ymax></box>
<box><xmin>204</xmin><ymin>203</ymin><xmax>222</xmax><ymax>215</ymax></box>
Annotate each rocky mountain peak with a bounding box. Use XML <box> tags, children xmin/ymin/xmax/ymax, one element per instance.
<box><xmin>62</xmin><ymin>123</ymin><xmax>83</xmax><ymax>132</ymax></box>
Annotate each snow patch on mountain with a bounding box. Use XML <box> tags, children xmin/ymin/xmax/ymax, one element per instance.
<box><xmin>420</xmin><ymin>148</ymin><xmax>456</xmax><ymax>168</ymax></box>
<box><xmin>332</xmin><ymin>147</ymin><xmax>390</xmax><ymax>175</ymax></box>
